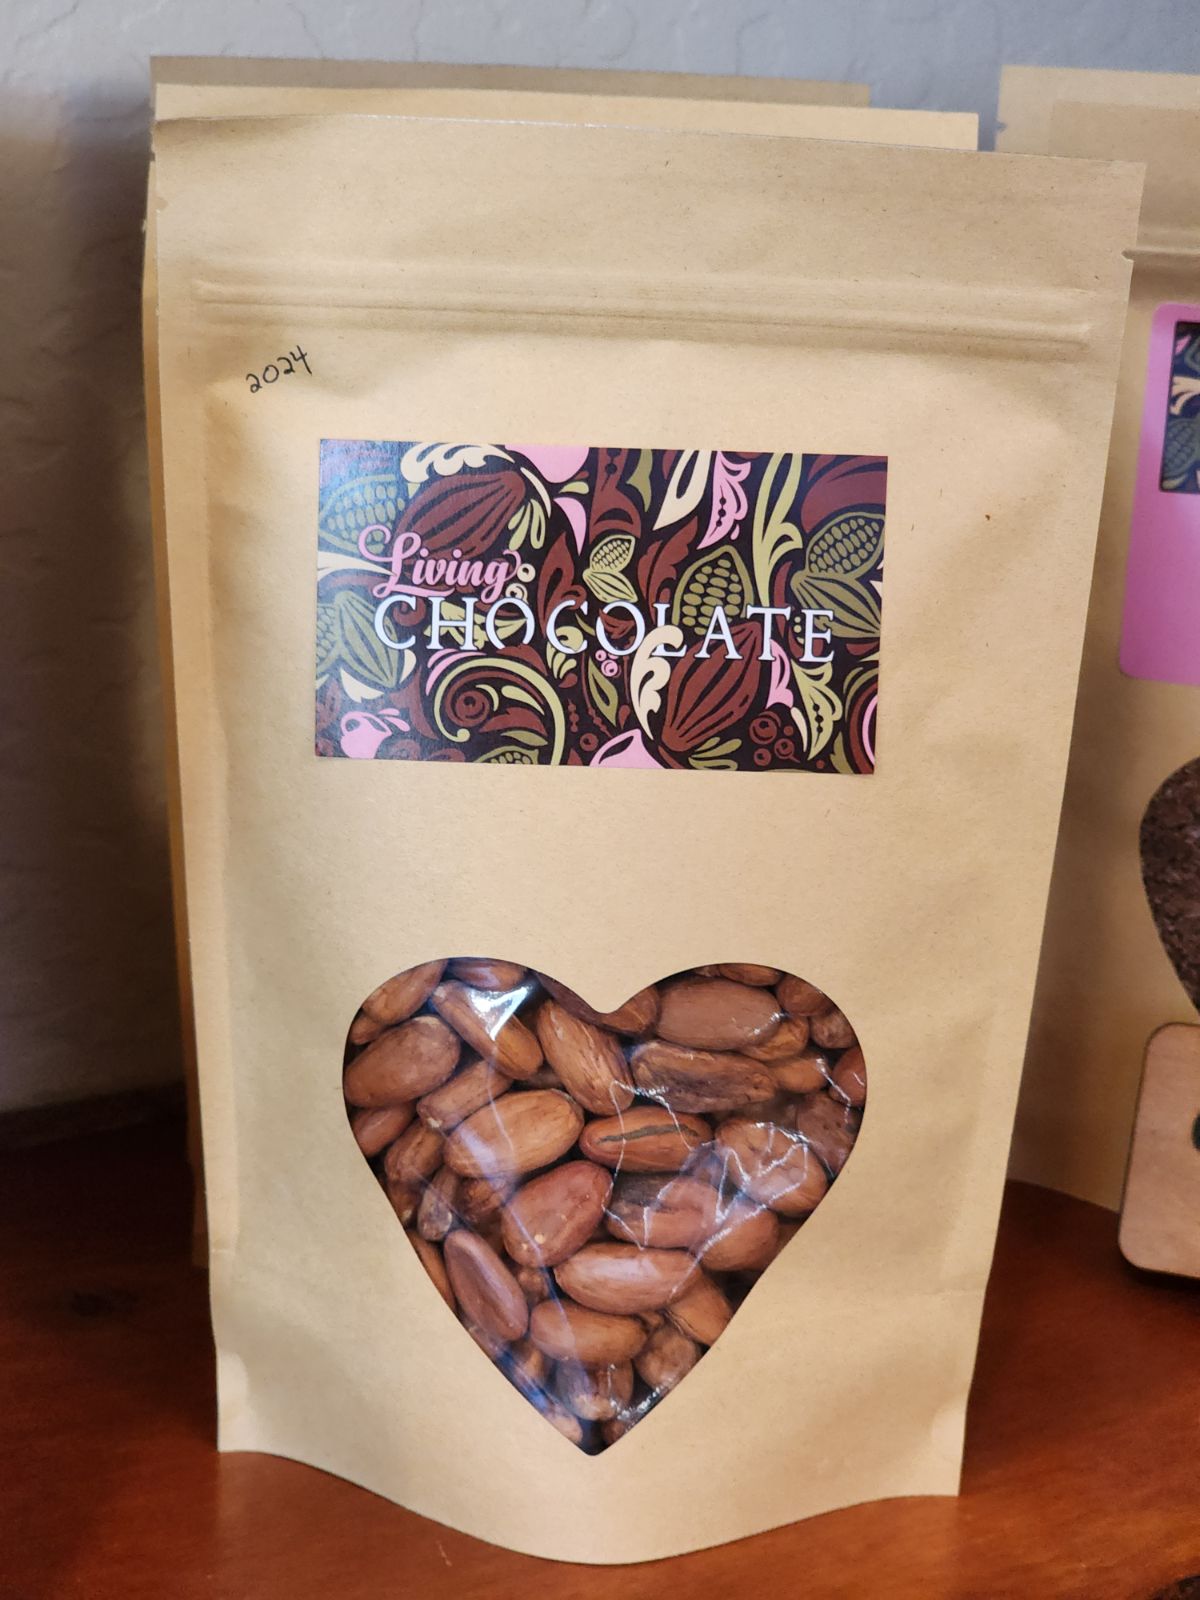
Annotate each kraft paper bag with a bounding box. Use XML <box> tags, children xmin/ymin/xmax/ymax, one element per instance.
<box><xmin>999</xmin><ymin>70</ymin><xmax>1200</xmax><ymax>1210</ymax></box>
<box><xmin>999</xmin><ymin>65</ymin><xmax>1200</xmax><ymax>150</ymax></box>
<box><xmin>152</xmin><ymin>111</ymin><xmax>1138</xmax><ymax>1559</ymax></box>
<box><xmin>150</xmin><ymin>53</ymin><xmax>870</xmax><ymax>106</ymax></box>
<box><xmin>142</xmin><ymin>77</ymin><xmax>975</xmax><ymax>1250</ymax></box>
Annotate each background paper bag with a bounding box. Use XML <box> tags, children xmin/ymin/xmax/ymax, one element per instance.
<box><xmin>151</xmin><ymin>54</ymin><xmax>870</xmax><ymax>107</ymax></box>
<box><xmin>999</xmin><ymin>69</ymin><xmax>1200</xmax><ymax>1209</ymax></box>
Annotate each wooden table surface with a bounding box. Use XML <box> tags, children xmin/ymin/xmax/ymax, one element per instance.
<box><xmin>1</xmin><ymin>1123</ymin><xmax>1197</xmax><ymax>1600</ymax></box>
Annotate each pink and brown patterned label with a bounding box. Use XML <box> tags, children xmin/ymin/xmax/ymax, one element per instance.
<box><xmin>1120</xmin><ymin>304</ymin><xmax>1200</xmax><ymax>687</ymax></box>
<box><xmin>316</xmin><ymin>442</ymin><xmax>885</xmax><ymax>772</ymax></box>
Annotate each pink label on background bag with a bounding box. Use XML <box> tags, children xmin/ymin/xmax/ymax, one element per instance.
<box><xmin>1120</xmin><ymin>303</ymin><xmax>1200</xmax><ymax>686</ymax></box>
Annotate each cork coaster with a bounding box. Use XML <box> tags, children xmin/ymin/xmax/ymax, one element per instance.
<box><xmin>1119</xmin><ymin>1024</ymin><xmax>1200</xmax><ymax>1279</ymax></box>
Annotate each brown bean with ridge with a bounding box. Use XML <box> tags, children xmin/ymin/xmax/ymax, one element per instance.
<box><xmin>417</xmin><ymin>1058</ymin><xmax>511</xmax><ymax>1133</ymax></box>
<box><xmin>716</xmin><ymin>964</ymin><xmax>782</xmax><ymax>987</ymax></box>
<box><xmin>666</xmin><ymin>1272</ymin><xmax>733</xmax><ymax>1345</ymax></box>
<box><xmin>408</xmin><ymin>1232</ymin><xmax>455</xmax><ymax>1311</ymax></box>
<box><xmin>343</xmin><ymin>1015</ymin><xmax>460</xmax><ymax>1106</ymax></box>
<box><xmin>554</xmin><ymin>1243</ymin><xmax>697</xmax><ymax>1315</ymax></box>
<box><xmin>535</xmin><ymin>1000</ymin><xmax>636</xmax><ymax>1114</ymax></box>
<box><xmin>697</xmin><ymin>1197</ymin><xmax>780</xmax><ymax>1272</ymax></box>
<box><xmin>528</xmin><ymin>1299</ymin><xmax>648</xmax><ymax>1366</ymax></box>
<box><xmin>744</xmin><ymin>1013</ymin><xmax>811</xmax><ymax>1063</ymax></box>
<box><xmin>443</xmin><ymin>1229</ymin><xmax>528</xmax><ymax>1344</ymax></box>
<box><xmin>350</xmin><ymin>1102</ymin><xmax>414</xmax><ymax>1157</ymax></box>
<box><xmin>630</xmin><ymin>1039</ymin><xmax>776</xmax><ymax>1114</ymax></box>
<box><xmin>514</xmin><ymin>1265</ymin><xmax>554</xmax><ymax>1305</ymax></box>
<box><xmin>456</xmin><ymin>1173</ymin><xmax>515</xmax><ymax>1228</ymax></box>
<box><xmin>655</xmin><ymin>977</ymin><xmax>782</xmax><ymax>1051</ymax></box>
<box><xmin>830</xmin><ymin>1044</ymin><xmax>867</xmax><ymax>1108</ymax></box>
<box><xmin>579</xmin><ymin>1107</ymin><xmax>711</xmax><ymax>1173</ymax></box>
<box><xmin>554</xmin><ymin>1361</ymin><xmax>635</xmax><ymax>1422</ymax></box>
<box><xmin>605</xmin><ymin>1174</ymin><xmax>720</xmax><ymax>1251</ymax></box>
<box><xmin>715</xmin><ymin>1118</ymin><xmax>829</xmax><ymax>1216</ymax></box>
<box><xmin>769</xmin><ymin>1047</ymin><xmax>832</xmax><ymax>1095</ymax></box>
<box><xmin>448</xmin><ymin>958</ymin><xmax>528</xmax><ymax>991</ymax></box>
<box><xmin>775</xmin><ymin>976</ymin><xmax>831</xmax><ymax>1018</ymax></box>
<box><xmin>347</xmin><ymin>1010</ymin><xmax>385</xmax><ymax>1046</ymax></box>
<box><xmin>417</xmin><ymin>1165</ymin><xmax>460</xmax><ymax>1241</ymax></box>
<box><xmin>791</xmin><ymin>1091</ymin><xmax>860</xmax><ymax>1175</ymax></box>
<box><xmin>385</xmin><ymin>1178</ymin><xmax>420</xmax><ymax>1227</ymax></box>
<box><xmin>810</xmin><ymin>1007</ymin><xmax>857</xmax><ymax>1051</ymax></box>
<box><xmin>445</xmin><ymin>1090</ymin><xmax>584</xmax><ymax>1179</ymax></box>
<box><xmin>537</xmin><ymin>976</ymin><xmax>660</xmax><ymax>1036</ymax></box>
<box><xmin>507</xmin><ymin>1337</ymin><xmax>550</xmax><ymax>1394</ymax></box>
<box><xmin>634</xmin><ymin>1323</ymin><xmax>701</xmax><ymax>1393</ymax></box>
<box><xmin>430</xmin><ymin>980</ymin><xmax>543</xmax><ymax>1080</ymax></box>
<box><xmin>382</xmin><ymin>1121</ymin><xmax>444</xmax><ymax>1188</ymax></box>
<box><xmin>361</xmin><ymin>960</ymin><xmax>447</xmax><ymax>1027</ymax></box>
<box><xmin>501</xmin><ymin>1161</ymin><xmax>612</xmax><ymax>1268</ymax></box>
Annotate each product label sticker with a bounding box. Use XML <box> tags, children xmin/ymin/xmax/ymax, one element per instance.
<box><xmin>316</xmin><ymin>442</ymin><xmax>885</xmax><ymax>771</ymax></box>
<box><xmin>1120</xmin><ymin>303</ymin><xmax>1200</xmax><ymax>686</ymax></box>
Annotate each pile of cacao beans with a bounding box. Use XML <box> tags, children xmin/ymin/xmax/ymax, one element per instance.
<box><xmin>344</xmin><ymin>959</ymin><xmax>865</xmax><ymax>1451</ymax></box>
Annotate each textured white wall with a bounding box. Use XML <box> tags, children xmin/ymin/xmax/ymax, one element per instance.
<box><xmin>2</xmin><ymin>0</ymin><xmax>1199</xmax><ymax>1111</ymax></box>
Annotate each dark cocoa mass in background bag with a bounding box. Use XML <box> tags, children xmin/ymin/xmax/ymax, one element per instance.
<box><xmin>153</xmin><ymin>111</ymin><xmax>1138</xmax><ymax>1558</ymax></box>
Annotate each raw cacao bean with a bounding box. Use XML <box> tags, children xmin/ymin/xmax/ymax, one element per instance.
<box><xmin>362</xmin><ymin>960</ymin><xmax>447</xmax><ymax>1026</ymax></box>
<box><xmin>443</xmin><ymin>1229</ymin><xmax>528</xmax><ymax>1344</ymax></box>
<box><xmin>445</xmin><ymin>1090</ymin><xmax>583</xmax><ymax>1179</ymax></box>
<box><xmin>528</xmin><ymin>1298</ymin><xmax>648</xmax><ymax>1366</ymax></box>
<box><xmin>537</xmin><ymin>976</ymin><xmax>659</xmax><ymax>1036</ymax></box>
<box><xmin>656</xmin><ymin>977</ymin><xmax>782</xmax><ymax>1051</ymax></box>
<box><xmin>715</xmin><ymin>1118</ymin><xmax>830</xmax><ymax>1215</ymax></box>
<box><xmin>501</xmin><ymin>1161</ymin><xmax>612</xmax><ymax>1268</ymax></box>
<box><xmin>343</xmin><ymin>1015</ymin><xmax>460</xmax><ymax>1106</ymax></box>
<box><xmin>448</xmin><ymin>958</ymin><xmax>528</xmax><ymax>991</ymax></box>
<box><xmin>630</xmin><ymin>1039</ymin><xmax>776</xmax><ymax>1113</ymax></box>
<box><xmin>579</xmin><ymin>1107</ymin><xmax>711</xmax><ymax>1172</ymax></box>
<box><xmin>554</xmin><ymin>1242</ymin><xmax>697</xmax><ymax>1314</ymax></box>
<box><xmin>431</xmin><ymin>980</ymin><xmax>543</xmax><ymax>1080</ymax></box>
<box><xmin>417</xmin><ymin>1058</ymin><xmax>512</xmax><ymax>1133</ymax></box>
<box><xmin>535</xmin><ymin>1000</ymin><xmax>635</xmax><ymax>1115</ymax></box>
<box><xmin>666</xmin><ymin>1271</ymin><xmax>733</xmax><ymax>1345</ymax></box>
<box><xmin>350</xmin><ymin>1102</ymin><xmax>414</xmax><ymax>1157</ymax></box>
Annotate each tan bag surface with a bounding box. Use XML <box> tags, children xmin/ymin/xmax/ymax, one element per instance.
<box><xmin>153</xmin><ymin>111</ymin><xmax>1137</xmax><ymax>1558</ymax></box>
<box><xmin>1000</xmin><ymin>69</ymin><xmax>1200</xmax><ymax>1209</ymax></box>
<box><xmin>152</xmin><ymin>54</ymin><xmax>870</xmax><ymax>105</ymax></box>
<box><xmin>999</xmin><ymin>65</ymin><xmax>1200</xmax><ymax>150</ymax></box>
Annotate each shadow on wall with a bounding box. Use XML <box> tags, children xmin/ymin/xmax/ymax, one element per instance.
<box><xmin>0</xmin><ymin>87</ymin><xmax>181</xmax><ymax>1111</ymax></box>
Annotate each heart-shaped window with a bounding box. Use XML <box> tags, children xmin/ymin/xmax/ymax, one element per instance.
<box><xmin>344</xmin><ymin>960</ymin><xmax>865</xmax><ymax>1451</ymax></box>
